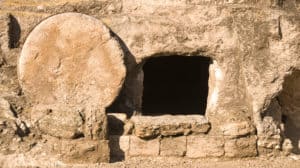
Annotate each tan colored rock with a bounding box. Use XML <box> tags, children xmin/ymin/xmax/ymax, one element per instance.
<box><xmin>57</xmin><ymin>139</ymin><xmax>110</xmax><ymax>163</ymax></box>
<box><xmin>282</xmin><ymin>138</ymin><xmax>293</xmax><ymax>156</ymax></box>
<box><xmin>18</xmin><ymin>12</ymin><xmax>126</xmax><ymax>109</ymax></box>
<box><xmin>37</xmin><ymin>110</ymin><xmax>84</xmax><ymax>139</ymax></box>
<box><xmin>131</xmin><ymin>115</ymin><xmax>210</xmax><ymax>139</ymax></box>
<box><xmin>186</xmin><ymin>136</ymin><xmax>224</xmax><ymax>158</ymax></box>
<box><xmin>123</xmin><ymin>120</ymin><xmax>134</xmax><ymax>135</ymax></box>
<box><xmin>160</xmin><ymin>136</ymin><xmax>186</xmax><ymax>157</ymax></box>
<box><xmin>0</xmin><ymin>0</ymin><xmax>300</xmax><ymax>163</ymax></box>
<box><xmin>0</xmin><ymin>97</ymin><xmax>15</xmax><ymax>119</ymax></box>
<box><xmin>18</xmin><ymin>13</ymin><xmax>126</xmax><ymax>139</ymax></box>
<box><xmin>129</xmin><ymin>136</ymin><xmax>159</xmax><ymax>156</ymax></box>
<box><xmin>221</xmin><ymin>121</ymin><xmax>256</xmax><ymax>138</ymax></box>
<box><xmin>224</xmin><ymin>136</ymin><xmax>257</xmax><ymax>158</ymax></box>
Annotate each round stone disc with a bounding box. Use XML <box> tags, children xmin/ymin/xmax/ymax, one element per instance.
<box><xmin>18</xmin><ymin>13</ymin><xmax>126</xmax><ymax>109</ymax></box>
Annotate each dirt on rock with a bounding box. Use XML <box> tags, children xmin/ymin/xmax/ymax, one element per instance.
<box><xmin>1</xmin><ymin>155</ymin><xmax>300</xmax><ymax>168</ymax></box>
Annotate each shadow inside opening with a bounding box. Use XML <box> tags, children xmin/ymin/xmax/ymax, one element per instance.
<box><xmin>142</xmin><ymin>56</ymin><xmax>211</xmax><ymax>115</ymax></box>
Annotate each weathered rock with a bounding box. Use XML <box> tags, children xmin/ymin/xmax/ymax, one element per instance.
<box><xmin>221</xmin><ymin>121</ymin><xmax>256</xmax><ymax>138</ymax></box>
<box><xmin>129</xmin><ymin>136</ymin><xmax>159</xmax><ymax>156</ymax></box>
<box><xmin>186</xmin><ymin>136</ymin><xmax>224</xmax><ymax>158</ymax></box>
<box><xmin>257</xmin><ymin>134</ymin><xmax>282</xmax><ymax>156</ymax></box>
<box><xmin>0</xmin><ymin>0</ymin><xmax>299</xmax><ymax>163</ymax></box>
<box><xmin>18</xmin><ymin>13</ymin><xmax>126</xmax><ymax>140</ymax></box>
<box><xmin>160</xmin><ymin>136</ymin><xmax>186</xmax><ymax>157</ymax></box>
<box><xmin>14</xmin><ymin>119</ymin><xmax>30</xmax><ymax>137</ymax></box>
<box><xmin>37</xmin><ymin>110</ymin><xmax>84</xmax><ymax>139</ymax></box>
<box><xmin>18</xmin><ymin>12</ymin><xmax>126</xmax><ymax>108</ymax></box>
<box><xmin>53</xmin><ymin>139</ymin><xmax>110</xmax><ymax>163</ymax></box>
<box><xmin>257</xmin><ymin>116</ymin><xmax>282</xmax><ymax>152</ymax></box>
<box><xmin>0</xmin><ymin>118</ymin><xmax>17</xmax><ymax>153</ymax></box>
<box><xmin>123</xmin><ymin>120</ymin><xmax>134</xmax><ymax>135</ymax></box>
<box><xmin>0</xmin><ymin>14</ymin><xmax>9</xmax><ymax>55</ymax></box>
<box><xmin>131</xmin><ymin>115</ymin><xmax>210</xmax><ymax>139</ymax></box>
<box><xmin>0</xmin><ymin>66</ymin><xmax>20</xmax><ymax>96</ymax></box>
<box><xmin>0</xmin><ymin>97</ymin><xmax>15</xmax><ymax>119</ymax></box>
<box><xmin>282</xmin><ymin>138</ymin><xmax>293</xmax><ymax>156</ymax></box>
<box><xmin>224</xmin><ymin>136</ymin><xmax>258</xmax><ymax>158</ymax></box>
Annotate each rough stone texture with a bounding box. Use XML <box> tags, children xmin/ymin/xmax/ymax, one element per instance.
<box><xmin>221</xmin><ymin>121</ymin><xmax>256</xmax><ymax>138</ymax></box>
<box><xmin>186</xmin><ymin>136</ymin><xmax>225</xmax><ymax>158</ymax></box>
<box><xmin>0</xmin><ymin>97</ymin><xmax>15</xmax><ymax>120</ymax></box>
<box><xmin>0</xmin><ymin>0</ymin><xmax>299</xmax><ymax>165</ymax></box>
<box><xmin>131</xmin><ymin>115</ymin><xmax>210</xmax><ymax>139</ymax></box>
<box><xmin>18</xmin><ymin>12</ymin><xmax>125</xmax><ymax>110</ymax></box>
<box><xmin>225</xmin><ymin>136</ymin><xmax>258</xmax><ymax>158</ymax></box>
<box><xmin>40</xmin><ymin>138</ymin><xmax>110</xmax><ymax>163</ymax></box>
<box><xmin>37</xmin><ymin>110</ymin><xmax>84</xmax><ymax>139</ymax></box>
<box><xmin>160</xmin><ymin>136</ymin><xmax>187</xmax><ymax>157</ymax></box>
<box><xmin>60</xmin><ymin>139</ymin><xmax>110</xmax><ymax>163</ymax></box>
<box><xmin>282</xmin><ymin>138</ymin><xmax>293</xmax><ymax>156</ymax></box>
<box><xmin>18</xmin><ymin>13</ymin><xmax>126</xmax><ymax>141</ymax></box>
<box><xmin>129</xmin><ymin>136</ymin><xmax>159</xmax><ymax>156</ymax></box>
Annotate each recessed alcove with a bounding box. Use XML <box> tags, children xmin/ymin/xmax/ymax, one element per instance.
<box><xmin>141</xmin><ymin>56</ymin><xmax>211</xmax><ymax>115</ymax></box>
<box><xmin>278</xmin><ymin>70</ymin><xmax>300</xmax><ymax>154</ymax></box>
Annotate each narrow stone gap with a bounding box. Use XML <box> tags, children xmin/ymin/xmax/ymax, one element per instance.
<box><xmin>8</xmin><ymin>14</ymin><xmax>21</xmax><ymax>49</ymax></box>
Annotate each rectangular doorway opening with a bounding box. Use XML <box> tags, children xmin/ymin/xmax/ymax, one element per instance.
<box><xmin>142</xmin><ymin>56</ymin><xmax>211</xmax><ymax>115</ymax></box>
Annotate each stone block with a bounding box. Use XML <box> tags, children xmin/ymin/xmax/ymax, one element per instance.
<box><xmin>160</xmin><ymin>136</ymin><xmax>186</xmax><ymax>156</ymax></box>
<box><xmin>225</xmin><ymin>136</ymin><xmax>258</xmax><ymax>157</ymax></box>
<box><xmin>58</xmin><ymin>139</ymin><xmax>110</xmax><ymax>163</ymax></box>
<box><xmin>221</xmin><ymin>121</ymin><xmax>256</xmax><ymax>138</ymax></box>
<box><xmin>18</xmin><ymin>13</ymin><xmax>125</xmax><ymax>140</ymax></box>
<box><xmin>129</xmin><ymin>136</ymin><xmax>159</xmax><ymax>156</ymax></box>
<box><xmin>186</xmin><ymin>136</ymin><xmax>224</xmax><ymax>158</ymax></box>
<box><xmin>37</xmin><ymin>110</ymin><xmax>84</xmax><ymax>139</ymax></box>
<box><xmin>109</xmin><ymin>135</ymin><xmax>130</xmax><ymax>158</ymax></box>
<box><xmin>131</xmin><ymin>115</ymin><xmax>210</xmax><ymax>138</ymax></box>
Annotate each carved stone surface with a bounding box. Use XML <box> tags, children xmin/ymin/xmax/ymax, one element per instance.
<box><xmin>18</xmin><ymin>13</ymin><xmax>126</xmax><ymax>110</ymax></box>
<box><xmin>18</xmin><ymin>13</ymin><xmax>126</xmax><ymax>139</ymax></box>
<box><xmin>131</xmin><ymin>115</ymin><xmax>210</xmax><ymax>139</ymax></box>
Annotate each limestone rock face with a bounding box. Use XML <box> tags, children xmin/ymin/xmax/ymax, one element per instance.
<box><xmin>221</xmin><ymin>121</ymin><xmax>256</xmax><ymax>138</ymax></box>
<box><xmin>18</xmin><ymin>13</ymin><xmax>126</xmax><ymax>139</ymax></box>
<box><xmin>224</xmin><ymin>136</ymin><xmax>258</xmax><ymax>158</ymax></box>
<box><xmin>0</xmin><ymin>0</ymin><xmax>299</xmax><ymax>165</ymax></box>
<box><xmin>0</xmin><ymin>97</ymin><xmax>14</xmax><ymax>119</ymax></box>
<box><xmin>37</xmin><ymin>110</ymin><xmax>84</xmax><ymax>139</ymax></box>
<box><xmin>131</xmin><ymin>115</ymin><xmax>210</xmax><ymax>139</ymax></box>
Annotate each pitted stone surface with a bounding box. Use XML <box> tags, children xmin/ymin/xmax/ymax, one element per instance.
<box><xmin>131</xmin><ymin>115</ymin><xmax>210</xmax><ymax>138</ymax></box>
<box><xmin>18</xmin><ymin>13</ymin><xmax>126</xmax><ymax>110</ymax></box>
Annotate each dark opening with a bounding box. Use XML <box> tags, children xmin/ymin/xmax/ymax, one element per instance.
<box><xmin>278</xmin><ymin>70</ymin><xmax>300</xmax><ymax>154</ymax></box>
<box><xmin>8</xmin><ymin>14</ymin><xmax>21</xmax><ymax>49</ymax></box>
<box><xmin>142</xmin><ymin>56</ymin><xmax>211</xmax><ymax>115</ymax></box>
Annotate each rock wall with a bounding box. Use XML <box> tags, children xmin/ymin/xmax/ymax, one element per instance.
<box><xmin>0</xmin><ymin>0</ymin><xmax>300</xmax><ymax>164</ymax></box>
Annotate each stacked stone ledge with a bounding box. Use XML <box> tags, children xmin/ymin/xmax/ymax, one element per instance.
<box><xmin>108</xmin><ymin>113</ymin><xmax>258</xmax><ymax>159</ymax></box>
